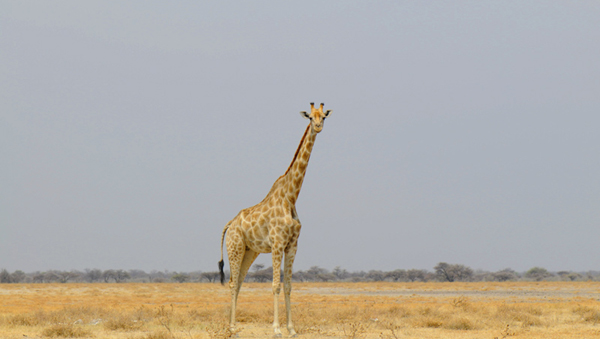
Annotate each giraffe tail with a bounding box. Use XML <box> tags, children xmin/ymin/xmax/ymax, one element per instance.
<box><xmin>218</xmin><ymin>221</ymin><xmax>230</xmax><ymax>285</ymax></box>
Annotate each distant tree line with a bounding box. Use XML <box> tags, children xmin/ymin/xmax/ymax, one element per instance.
<box><xmin>1</xmin><ymin>263</ymin><xmax>598</xmax><ymax>284</ymax></box>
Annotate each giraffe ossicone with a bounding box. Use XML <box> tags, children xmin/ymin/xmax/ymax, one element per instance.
<box><xmin>218</xmin><ymin>102</ymin><xmax>332</xmax><ymax>337</ymax></box>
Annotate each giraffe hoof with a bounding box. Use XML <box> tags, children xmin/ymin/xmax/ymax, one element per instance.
<box><xmin>228</xmin><ymin>326</ymin><xmax>239</xmax><ymax>338</ymax></box>
<box><xmin>272</xmin><ymin>334</ymin><xmax>282</xmax><ymax>338</ymax></box>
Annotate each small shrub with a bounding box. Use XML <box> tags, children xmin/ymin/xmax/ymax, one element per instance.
<box><xmin>496</xmin><ymin>304</ymin><xmax>544</xmax><ymax>326</ymax></box>
<box><xmin>42</xmin><ymin>324</ymin><xmax>91</xmax><ymax>338</ymax></box>
<box><xmin>291</xmin><ymin>306</ymin><xmax>322</xmax><ymax>334</ymax></box>
<box><xmin>235</xmin><ymin>308</ymin><xmax>271</xmax><ymax>323</ymax></box>
<box><xmin>573</xmin><ymin>305</ymin><xmax>600</xmax><ymax>324</ymax></box>
<box><xmin>386</xmin><ymin>305</ymin><xmax>411</xmax><ymax>318</ymax></box>
<box><xmin>340</xmin><ymin>321</ymin><xmax>368</xmax><ymax>338</ymax></box>
<box><xmin>411</xmin><ymin>306</ymin><xmax>445</xmax><ymax>328</ymax></box>
<box><xmin>444</xmin><ymin>316</ymin><xmax>476</xmax><ymax>330</ymax></box>
<box><xmin>103</xmin><ymin>315</ymin><xmax>142</xmax><ymax>331</ymax></box>
<box><xmin>140</xmin><ymin>329</ymin><xmax>171</xmax><ymax>339</ymax></box>
<box><xmin>207</xmin><ymin>323</ymin><xmax>240</xmax><ymax>339</ymax></box>
<box><xmin>495</xmin><ymin>324</ymin><xmax>516</xmax><ymax>338</ymax></box>
<box><xmin>418</xmin><ymin>316</ymin><xmax>444</xmax><ymax>328</ymax></box>
<box><xmin>380</xmin><ymin>322</ymin><xmax>403</xmax><ymax>339</ymax></box>
<box><xmin>583</xmin><ymin>311</ymin><xmax>600</xmax><ymax>324</ymax></box>
<box><xmin>450</xmin><ymin>296</ymin><xmax>470</xmax><ymax>309</ymax></box>
<box><xmin>132</xmin><ymin>305</ymin><xmax>154</xmax><ymax>322</ymax></box>
<box><xmin>7</xmin><ymin>313</ymin><xmax>40</xmax><ymax>327</ymax></box>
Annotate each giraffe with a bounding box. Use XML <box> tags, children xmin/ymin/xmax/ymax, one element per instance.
<box><xmin>218</xmin><ymin>102</ymin><xmax>332</xmax><ymax>337</ymax></box>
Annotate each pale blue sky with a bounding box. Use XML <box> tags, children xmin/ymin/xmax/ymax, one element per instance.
<box><xmin>2</xmin><ymin>1</ymin><xmax>599</xmax><ymax>273</ymax></box>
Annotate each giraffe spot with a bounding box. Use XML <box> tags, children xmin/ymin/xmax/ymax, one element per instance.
<box><xmin>249</xmin><ymin>228</ymin><xmax>257</xmax><ymax>239</ymax></box>
<box><xmin>258</xmin><ymin>215</ymin><xmax>267</xmax><ymax>225</ymax></box>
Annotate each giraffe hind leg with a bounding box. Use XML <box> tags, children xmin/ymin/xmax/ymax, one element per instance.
<box><xmin>228</xmin><ymin>247</ymin><xmax>259</xmax><ymax>333</ymax></box>
<box><xmin>226</xmin><ymin>232</ymin><xmax>245</xmax><ymax>332</ymax></box>
<box><xmin>237</xmin><ymin>249</ymin><xmax>259</xmax><ymax>296</ymax></box>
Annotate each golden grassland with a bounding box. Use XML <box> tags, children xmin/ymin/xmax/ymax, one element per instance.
<box><xmin>1</xmin><ymin>282</ymin><xmax>600</xmax><ymax>338</ymax></box>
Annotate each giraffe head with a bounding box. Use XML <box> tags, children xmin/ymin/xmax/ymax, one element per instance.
<box><xmin>300</xmin><ymin>102</ymin><xmax>332</xmax><ymax>133</ymax></box>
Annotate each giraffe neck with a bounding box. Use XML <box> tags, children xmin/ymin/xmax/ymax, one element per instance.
<box><xmin>281</xmin><ymin>124</ymin><xmax>317</xmax><ymax>205</ymax></box>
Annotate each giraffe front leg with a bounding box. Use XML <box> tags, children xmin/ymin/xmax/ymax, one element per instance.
<box><xmin>284</xmin><ymin>244</ymin><xmax>298</xmax><ymax>337</ymax></box>
<box><xmin>271</xmin><ymin>246</ymin><xmax>284</xmax><ymax>337</ymax></box>
<box><xmin>228</xmin><ymin>266</ymin><xmax>240</xmax><ymax>333</ymax></box>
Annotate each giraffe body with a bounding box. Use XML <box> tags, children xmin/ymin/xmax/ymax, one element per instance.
<box><xmin>219</xmin><ymin>103</ymin><xmax>332</xmax><ymax>337</ymax></box>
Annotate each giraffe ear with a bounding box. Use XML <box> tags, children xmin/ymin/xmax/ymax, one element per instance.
<box><xmin>300</xmin><ymin>111</ymin><xmax>310</xmax><ymax>119</ymax></box>
<box><xmin>324</xmin><ymin>110</ymin><xmax>332</xmax><ymax>117</ymax></box>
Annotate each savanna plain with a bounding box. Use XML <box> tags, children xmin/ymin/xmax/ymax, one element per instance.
<box><xmin>1</xmin><ymin>282</ymin><xmax>600</xmax><ymax>339</ymax></box>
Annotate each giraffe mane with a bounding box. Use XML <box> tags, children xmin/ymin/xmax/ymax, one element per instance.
<box><xmin>284</xmin><ymin>124</ymin><xmax>311</xmax><ymax>176</ymax></box>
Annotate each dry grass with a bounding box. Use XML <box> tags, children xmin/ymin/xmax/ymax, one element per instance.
<box><xmin>1</xmin><ymin>282</ymin><xmax>599</xmax><ymax>338</ymax></box>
